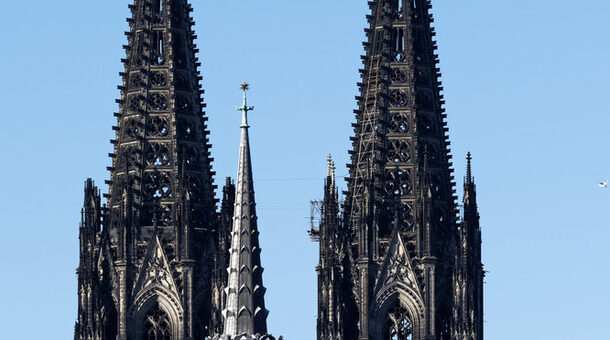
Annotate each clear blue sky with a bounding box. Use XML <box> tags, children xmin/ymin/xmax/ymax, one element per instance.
<box><xmin>1</xmin><ymin>1</ymin><xmax>609</xmax><ymax>339</ymax></box>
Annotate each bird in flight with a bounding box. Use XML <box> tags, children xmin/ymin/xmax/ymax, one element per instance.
<box><xmin>599</xmin><ymin>180</ymin><xmax>608</xmax><ymax>188</ymax></box>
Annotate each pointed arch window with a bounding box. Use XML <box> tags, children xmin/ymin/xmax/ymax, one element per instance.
<box><xmin>153</xmin><ymin>0</ymin><xmax>164</xmax><ymax>24</ymax></box>
<box><xmin>392</xmin><ymin>0</ymin><xmax>405</xmax><ymax>19</ymax></box>
<box><xmin>154</xmin><ymin>0</ymin><xmax>163</xmax><ymax>14</ymax></box>
<box><xmin>143</xmin><ymin>302</ymin><xmax>172</xmax><ymax>340</ymax></box>
<box><xmin>152</xmin><ymin>31</ymin><xmax>165</xmax><ymax>65</ymax></box>
<box><xmin>386</xmin><ymin>305</ymin><xmax>413</xmax><ymax>340</ymax></box>
<box><xmin>393</xmin><ymin>27</ymin><xmax>406</xmax><ymax>62</ymax></box>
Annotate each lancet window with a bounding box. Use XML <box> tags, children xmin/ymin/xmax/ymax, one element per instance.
<box><xmin>393</xmin><ymin>27</ymin><xmax>406</xmax><ymax>62</ymax></box>
<box><xmin>385</xmin><ymin>305</ymin><xmax>413</xmax><ymax>340</ymax></box>
<box><xmin>152</xmin><ymin>31</ymin><xmax>165</xmax><ymax>65</ymax></box>
<box><xmin>397</xmin><ymin>1</ymin><xmax>404</xmax><ymax>18</ymax></box>
<box><xmin>142</xmin><ymin>302</ymin><xmax>172</xmax><ymax>340</ymax></box>
<box><xmin>153</xmin><ymin>0</ymin><xmax>163</xmax><ymax>16</ymax></box>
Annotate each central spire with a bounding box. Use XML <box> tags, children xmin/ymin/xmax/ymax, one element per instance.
<box><xmin>222</xmin><ymin>83</ymin><xmax>269</xmax><ymax>337</ymax></box>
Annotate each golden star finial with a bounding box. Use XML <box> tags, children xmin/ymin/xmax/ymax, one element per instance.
<box><xmin>240</xmin><ymin>82</ymin><xmax>250</xmax><ymax>91</ymax></box>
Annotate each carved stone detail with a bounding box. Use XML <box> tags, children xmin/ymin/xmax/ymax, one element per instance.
<box><xmin>145</xmin><ymin>143</ymin><xmax>171</xmax><ymax>166</ymax></box>
<box><xmin>146</xmin><ymin>116</ymin><xmax>169</xmax><ymax>137</ymax></box>
<box><xmin>390</xmin><ymin>90</ymin><xmax>409</xmax><ymax>107</ymax></box>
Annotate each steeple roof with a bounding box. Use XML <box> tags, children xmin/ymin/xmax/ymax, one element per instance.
<box><xmin>466</xmin><ymin>152</ymin><xmax>474</xmax><ymax>186</ymax></box>
<box><xmin>107</xmin><ymin>0</ymin><xmax>216</xmax><ymax>236</ymax></box>
<box><xmin>345</xmin><ymin>0</ymin><xmax>457</xmax><ymax>240</ymax></box>
<box><xmin>222</xmin><ymin>84</ymin><xmax>268</xmax><ymax>337</ymax></box>
<box><xmin>463</xmin><ymin>152</ymin><xmax>478</xmax><ymax>217</ymax></box>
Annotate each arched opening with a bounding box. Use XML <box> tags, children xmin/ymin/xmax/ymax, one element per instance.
<box><xmin>385</xmin><ymin>305</ymin><xmax>413</xmax><ymax>340</ymax></box>
<box><xmin>101</xmin><ymin>305</ymin><xmax>118</xmax><ymax>340</ymax></box>
<box><xmin>142</xmin><ymin>301</ymin><xmax>172</xmax><ymax>340</ymax></box>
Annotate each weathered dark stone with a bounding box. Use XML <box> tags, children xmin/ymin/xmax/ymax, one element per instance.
<box><xmin>74</xmin><ymin>1</ymin><xmax>227</xmax><ymax>339</ymax></box>
<box><xmin>312</xmin><ymin>1</ymin><xmax>484</xmax><ymax>339</ymax></box>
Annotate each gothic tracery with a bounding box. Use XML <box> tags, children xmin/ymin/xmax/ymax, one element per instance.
<box><xmin>143</xmin><ymin>302</ymin><xmax>172</xmax><ymax>340</ymax></box>
<box><xmin>386</xmin><ymin>305</ymin><xmax>413</xmax><ymax>340</ymax></box>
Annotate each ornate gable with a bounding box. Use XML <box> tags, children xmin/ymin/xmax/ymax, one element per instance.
<box><xmin>133</xmin><ymin>235</ymin><xmax>179</xmax><ymax>298</ymax></box>
<box><xmin>375</xmin><ymin>230</ymin><xmax>421</xmax><ymax>298</ymax></box>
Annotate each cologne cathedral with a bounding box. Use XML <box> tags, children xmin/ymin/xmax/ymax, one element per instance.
<box><xmin>74</xmin><ymin>0</ymin><xmax>484</xmax><ymax>340</ymax></box>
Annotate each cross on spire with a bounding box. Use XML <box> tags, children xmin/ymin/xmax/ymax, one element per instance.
<box><xmin>236</xmin><ymin>82</ymin><xmax>254</xmax><ymax>128</ymax></box>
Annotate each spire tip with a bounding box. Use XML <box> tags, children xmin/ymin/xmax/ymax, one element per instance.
<box><xmin>236</xmin><ymin>82</ymin><xmax>254</xmax><ymax>127</ymax></box>
<box><xmin>327</xmin><ymin>154</ymin><xmax>336</xmax><ymax>190</ymax></box>
<box><xmin>466</xmin><ymin>152</ymin><xmax>473</xmax><ymax>184</ymax></box>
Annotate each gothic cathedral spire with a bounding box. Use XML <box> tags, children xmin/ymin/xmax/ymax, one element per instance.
<box><xmin>314</xmin><ymin>1</ymin><xmax>484</xmax><ymax>339</ymax></box>
<box><xmin>75</xmin><ymin>1</ymin><xmax>220</xmax><ymax>339</ymax></box>
<box><xmin>453</xmin><ymin>153</ymin><xmax>484</xmax><ymax>340</ymax></box>
<box><xmin>219</xmin><ymin>84</ymin><xmax>272</xmax><ymax>339</ymax></box>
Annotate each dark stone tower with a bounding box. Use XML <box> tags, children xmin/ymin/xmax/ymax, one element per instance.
<box><xmin>75</xmin><ymin>1</ymin><xmax>222</xmax><ymax>339</ymax></box>
<box><xmin>212</xmin><ymin>177</ymin><xmax>235</xmax><ymax>335</ymax></box>
<box><xmin>314</xmin><ymin>1</ymin><xmax>484</xmax><ymax>339</ymax></box>
<box><xmin>314</xmin><ymin>156</ymin><xmax>359</xmax><ymax>340</ymax></box>
<box><xmin>452</xmin><ymin>154</ymin><xmax>484</xmax><ymax>340</ymax></box>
